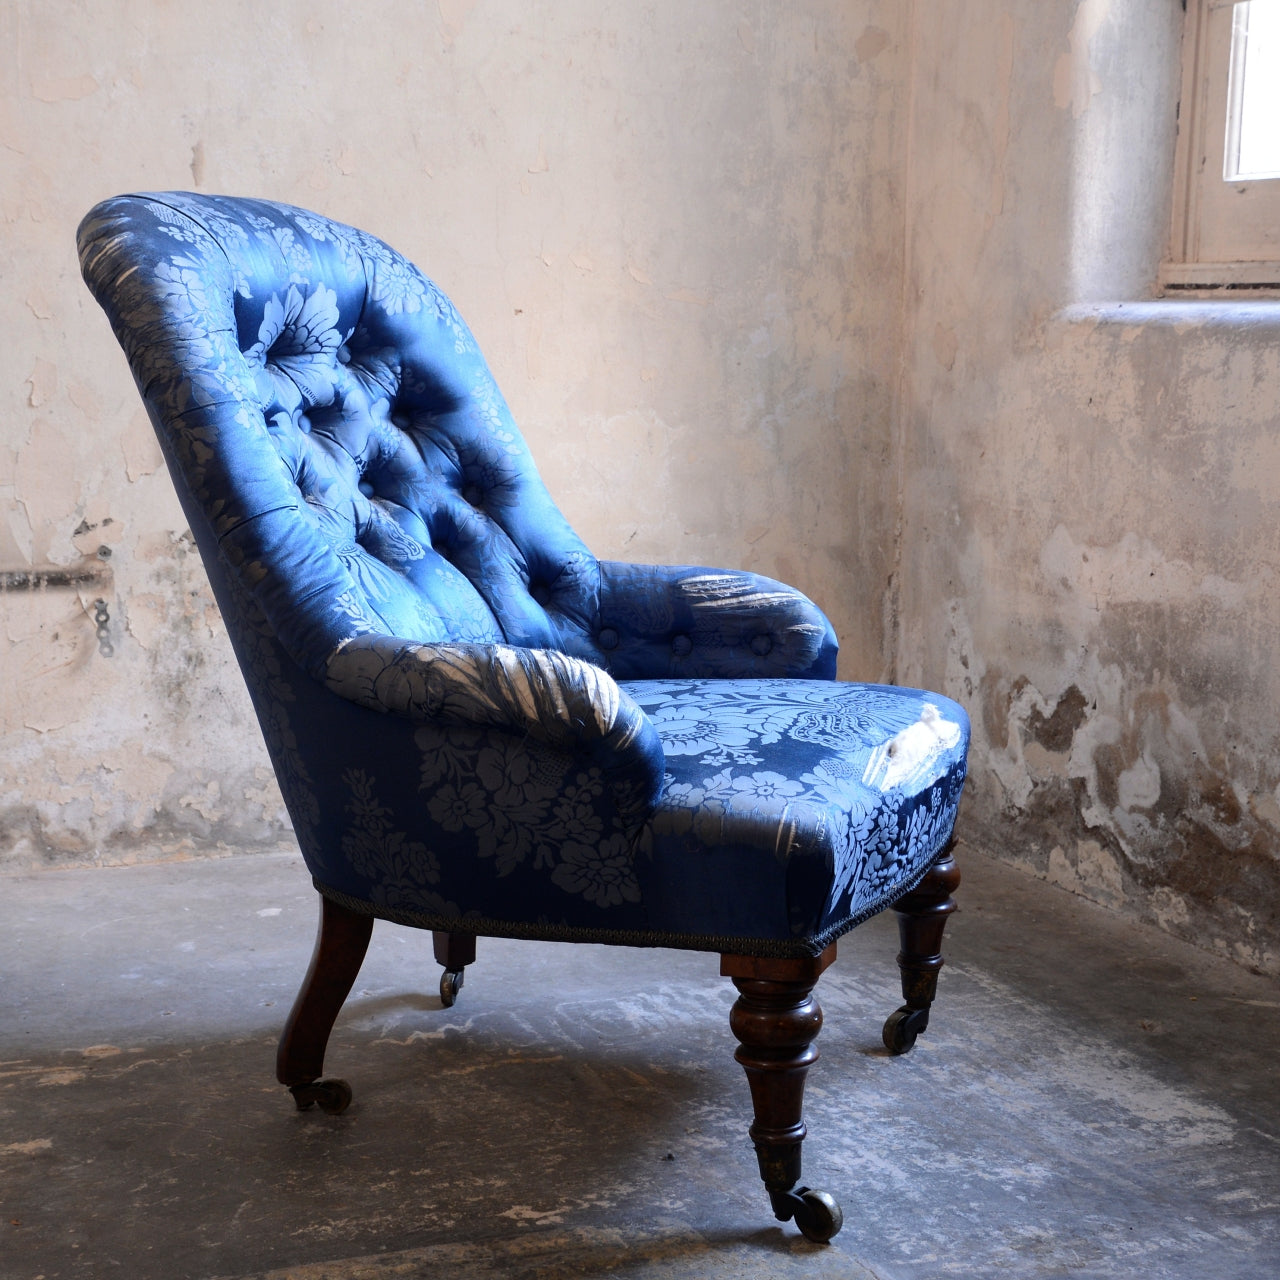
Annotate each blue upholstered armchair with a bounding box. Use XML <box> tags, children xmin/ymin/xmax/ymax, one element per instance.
<box><xmin>78</xmin><ymin>192</ymin><xmax>969</xmax><ymax>1243</ymax></box>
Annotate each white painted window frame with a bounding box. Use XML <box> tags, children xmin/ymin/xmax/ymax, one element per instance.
<box><xmin>1163</xmin><ymin>0</ymin><xmax>1280</xmax><ymax>293</ymax></box>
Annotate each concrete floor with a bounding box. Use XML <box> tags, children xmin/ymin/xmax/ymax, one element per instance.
<box><xmin>1</xmin><ymin>843</ymin><xmax>1277</xmax><ymax>1280</ymax></box>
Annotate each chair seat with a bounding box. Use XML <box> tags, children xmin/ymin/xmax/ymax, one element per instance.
<box><xmin>631</xmin><ymin>679</ymin><xmax>969</xmax><ymax>954</ymax></box>
<box><xmin>314</xmin><ymin>678</ymin><xmax>968</xmax><ymax>959</ymax></box>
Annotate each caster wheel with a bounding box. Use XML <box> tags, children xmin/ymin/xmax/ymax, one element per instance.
<box><xmin>289</xmin><ymin>1078</ymin><xmax>353</xmax><ymax>1114</ymax></box>
<box><xmin>792</xmin><ymin>1188</ymin><xmax>844</xmax><ymax>1244</ymax></box>
<box><xmin>882</xmin><ymin>1005</ymin><xmax>929</xmax><ymax>1055</ymax></box>
<box><xmin>440</xmin><ymin>968</ymin><xmax>464</xmax><ymax>1007</ymax></box>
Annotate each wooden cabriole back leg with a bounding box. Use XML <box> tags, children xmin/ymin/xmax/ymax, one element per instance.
<box><xmin>721</xmin><ymin>946</ymin><xmax>844</xmax><ymax>1244</ymax></box>
<box><xmin>882</xmin><ymin>842</ymin><xmax>961</xmax><ymax>1055</ymax></box>
<box><xmin>276</xmin><ymin>895</ymin><xmax>373</xmax><ymax>1114</ymax></box>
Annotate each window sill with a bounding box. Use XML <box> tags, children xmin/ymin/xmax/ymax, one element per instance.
<box><xmin>1056</xmin><ymin>298</ymin><xmax>1280</xmax><ymax>332</ymax></box>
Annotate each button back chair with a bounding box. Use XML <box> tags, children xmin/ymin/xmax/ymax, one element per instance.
<box><xmin>78</xmin><ymin>193</ymin><xmax>969</xmax><ymax>1243</ymax></box>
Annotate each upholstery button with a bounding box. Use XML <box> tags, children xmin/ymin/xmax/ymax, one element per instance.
<box><xmin>597</xmin><ymin>627</ymin><xmax>619</xmax><ymax>651</ymax></box>
<box><xmin>750</xmin><ymin>634</ymin><xmax>774</xmax><ymax>657</ymax></box>
<box><xmin>462</xmin><ymin>483</ymin><xmax>484</xmax><ymax>507</ymax></box>
<box><xmin>671</xmin><ymin>634</ymin><xmax>693</xmax><ymax>657</ymax></box>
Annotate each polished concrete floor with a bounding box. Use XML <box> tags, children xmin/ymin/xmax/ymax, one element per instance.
<box><xmin>1</xmin><ymin>842</ymin><xmax>1278</xmax><ymax>1280</ymax></box>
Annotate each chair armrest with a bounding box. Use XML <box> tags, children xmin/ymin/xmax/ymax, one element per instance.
<box><xmin>595</xmin><ymin>561</ymin><xmax>838</xmax><ymax>680</ymax></box>
<box><xmin>324</xmin><ymin>635</ymin><xmax>665</xmax><ymax>827</ymax></box>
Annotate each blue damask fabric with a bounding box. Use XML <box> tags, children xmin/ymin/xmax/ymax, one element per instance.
<box><xmin>78</xmin><ymin>192</ymin><xmax>969</xmax><ymax>958</ymax></box>
<box><xmin>632</xmin><ymin>680</ymin><xmax>966</xmax><ymax>946</ymax></box>
<box><xmin>77</xmin><ymin>192</ymin><xmax>836</xmax><ymax>684</ymax></box>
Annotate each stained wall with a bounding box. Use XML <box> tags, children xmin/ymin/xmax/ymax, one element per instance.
<box><xmin>895</xmin><ymin>0</ymin><xmax>1280</xmax><ymax>975</ymax></box>
<box><xmin>7</xmin><ymin>1</ymin><xmax>1278</xmax><ymax>981</ymax></box>
<box><xmin>0</xmin><ymin>2</ymin><xmax>907</xmax><ymax>866</ymax></box>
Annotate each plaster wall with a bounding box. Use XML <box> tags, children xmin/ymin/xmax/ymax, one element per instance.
<box><xmin>10</xmin><ymin>0</ymin><xmax>1275</xmax><ymax>981</ymax></box>
<box><xmin>895</xmin><ymin>0</ymin><xmax>1280</xmax><ymax>974</ymax></box>
<box><xmin>0</xmin><ymin>2</ymin><xmax>907</xmax><ymax>867</ymax></box>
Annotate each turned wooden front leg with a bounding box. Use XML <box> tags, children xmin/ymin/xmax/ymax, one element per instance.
<box><xmin>883</xmin><ymin>843</ymin><xmax>961</xmax><ymax>1054</ymax></box>
<box><xmin>721</xmin><ymin>947</ymin><xmax>843</xmax><ymax>1242</ymax></box>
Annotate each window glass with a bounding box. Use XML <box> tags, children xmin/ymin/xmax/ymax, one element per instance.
<box><xmin>1226</xmin><ymin>1</ymin><xmax>1280</xmax><ymax>181</ymax></box>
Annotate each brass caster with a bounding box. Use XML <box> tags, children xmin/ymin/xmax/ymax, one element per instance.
<box><xmin>440</xmin><ymin>969</ymin><xmax>464</xmax><ymax>1007</ymax></box>
<box><xmin>289</xmin><ymin>1078</ymin><xmax>353</xmax><ymax>1114</ymax></box>
<box><xmin>794</xmin><ymin>1189</ymin><xmax>844</xmax><ymax>1243</ymax></box>
<box><xmin>769</xmin><ymin>1185</ymin><xmax>844</xmax><ymax>1244</ymax></box>
<box><xmin>882</xmin><ymin>1005</ymin><xmax>930</xmax><ymax>1055</ymax></box>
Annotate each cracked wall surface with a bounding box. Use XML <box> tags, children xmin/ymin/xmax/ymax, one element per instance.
<box><xmin>0</xmin><ymin>1</ymin><xmax>907</xmax><ymax>868</ymax></box>
<box><xmin>896</xmin><ymin>0</ymin><xmax>1280</xmax><ymax>976</ymax></box>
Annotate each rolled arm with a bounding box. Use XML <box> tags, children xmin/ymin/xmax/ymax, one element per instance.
<box><xmin>324</xmin><ymin>635</ymin><xmax>665</xmax><ymax>828</ymax></box>
<box><xmin>595</xmin><ymin>561</ymin><xmax>838</xmax><ymax>680</ymax></box>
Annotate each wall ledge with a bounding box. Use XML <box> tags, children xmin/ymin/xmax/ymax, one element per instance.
<box><xmin>1055</xmin><ymin>300</ymin><xmax>1280</xmax><ymax>334</ymax></box>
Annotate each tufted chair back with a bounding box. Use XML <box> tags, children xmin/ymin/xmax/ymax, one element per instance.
<box><xmin>79</xmin><ymin>193</ymin><xmax>613</xmax><ymax>676</ymax></box>
<box><xmin>78</xmin><ymin>193</ymin><xmax>836</xmax><ymax>690</ymax></box>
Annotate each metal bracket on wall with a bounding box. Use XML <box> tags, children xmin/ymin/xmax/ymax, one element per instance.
<box><xmin>0</xmin><ymin>558</ymin><xmax>117</xmax><ymax>657</ymax></box>
<box><xmin>92</xmin><ymin>599</ymin><xmax>114</xmax><ymax>658</ymax></box>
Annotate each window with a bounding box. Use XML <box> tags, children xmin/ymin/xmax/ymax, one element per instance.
<box><xmin>1224</xmin><ymin>1</ymin><xmax>1280</xmax><ymax>181</ymax></box>
<box><xmin>1164</xmin><ymin>0</ymin><xmax>1280</xmax><ymax>291</ymax></box>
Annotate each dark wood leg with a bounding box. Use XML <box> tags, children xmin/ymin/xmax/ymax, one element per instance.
<box><xmin>276</xmin><ymin>894</ymin><xmax>373</xmax><ymax>1112</ymax></box>
<box><xmin>721</xmin><ymin>946</ymin><xmax>843</xmax><ymax>1243</ymax></box>
<box><xmin>433</xmin><ymin>930</ymin><xmax>476</xmax><ymax>1007</ymax></box>
<box><xmin>883</xmin><ymin>842</ymin><xmax>961</xmax><ymax>1054</ymax></box>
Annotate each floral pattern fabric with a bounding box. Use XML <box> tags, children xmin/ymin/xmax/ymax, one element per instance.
<box><xmin>628</xmin><ymin>680</ymin><xmax>968</xmax><ymax>945</ymax></box>
<box><xmin>253</xmin><ymin>663</ymin><xmax>967</xmax><ymax>954</ymax></box>
<box><xmin>78</xmin><ymin>192</ymin><xmax>970</xmax><ymax>958</ymax></box>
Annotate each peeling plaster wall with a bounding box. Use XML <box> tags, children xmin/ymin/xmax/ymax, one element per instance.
<box><xmin>896</xmin><ymin>1</ymin><xmax>1280</xmax><ymax>975</ymax></box>
<box><xmin>15</xmin><ymin>0</ymin><xmax>1267</xmax><ymax>983</ymax></box>
<box><xmin>0</xmin><ymin>2</ymin><xmax>907</xmax><ymax>868</ymax></box>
